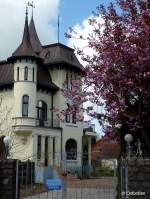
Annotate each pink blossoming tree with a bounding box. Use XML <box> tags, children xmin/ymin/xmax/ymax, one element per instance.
<box><xmin>62</xmin><ymin>0</ymin><xmax>150</xmax><ymax>153</ymax></box>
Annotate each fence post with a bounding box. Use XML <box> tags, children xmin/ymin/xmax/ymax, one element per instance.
<box><xmin>62</xmin><ymin>177</ymin><xmax>67</xmax><ymax>199</ymax></box>
<box><xmin>15</xmin><ymin>160</ymin><xmax>19</xmax><ymax>199</ymax></box>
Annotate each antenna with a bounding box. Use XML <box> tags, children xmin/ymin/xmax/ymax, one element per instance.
<box><xmin>58</xmin><ymin>15</ymin><xmax>60</xmax><ymax>43</ymax></box>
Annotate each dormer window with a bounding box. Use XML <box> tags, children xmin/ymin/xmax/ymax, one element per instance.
<box><xmin>24</xmin><ymin>66</ymin><xmax>28</xmax><ymax>80</ymax></box>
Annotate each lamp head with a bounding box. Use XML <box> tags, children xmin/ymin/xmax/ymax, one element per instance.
<box><xmin>124</xmin><ymin>134</ymin><xmax>133</xmax><ymax>143</ymax></box>
<box><xmin>3</xmin><ymin>136</ymin><xmax>11</xmax><ymax>146</ymax></box>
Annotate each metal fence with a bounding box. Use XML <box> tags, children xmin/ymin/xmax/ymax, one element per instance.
<box><xmin>15</xmin><ymin>152</ymin><xmax>118</xmax><ymax>199</ymax></box>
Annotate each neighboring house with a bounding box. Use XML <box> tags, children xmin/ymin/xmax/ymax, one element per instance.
<box><xmin>91</xmin><ymin>137</ymin><xmax>120</xmax><ymax>170</ymax></box>
<box><xmin>0</xmin><ymin>10</ymin><xmax>94</xmax><ymax>179</ymax></box>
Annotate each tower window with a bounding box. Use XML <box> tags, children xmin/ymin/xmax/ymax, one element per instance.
<box><xmin>22</xmin><ymin>95</ymin><xmax>29</xmax><ymax>117</ymax></box>
<box><xmin>33</xmin><ymin>68</ymin><xmax>35</xmax><ymax>82</ymax></box>
<box><xmin>17</xmin><ymin>67</ymin><xmax>19</xmax><ymax>81</ymax></box>
<box><xmin>24</xmin><ymin>66</ymin><xmax>28</xmax><ymax>80</ymax></box>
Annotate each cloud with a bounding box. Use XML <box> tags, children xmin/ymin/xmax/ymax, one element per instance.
<box><xmin>67</xmin><ymin>16</ymin><xmax>94</xmax><ymax>65</ymax></box>
<box><xmin>67</xmin><ymin>15</ymin><xmax>104</xmax><ymax>65</ymax></box>
<box><xmin>67</xmin><ymin>16</ymin><xmax>105</xmax><ymax>135</ymax></box>
<box><xmin>0</xmin><ymin>0</ymin><xmax>60</xmax><ymax>60</ymax></box>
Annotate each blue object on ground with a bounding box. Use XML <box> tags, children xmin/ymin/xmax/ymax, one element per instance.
<box><xmin>45</xmin><ymin>179</ymin><xmax>62</xmax><ymax>190</ymax></box>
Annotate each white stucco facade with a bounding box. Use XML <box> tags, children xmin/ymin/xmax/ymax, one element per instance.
<box><xmin>0</xmin><ymin>59</ymin><xmax>84</xmax><ymax>172</ymax></box>
<box><xmin>0</xmin><ymin>13</ymin><xmax>95</xmax><ymax>182</ymax></box>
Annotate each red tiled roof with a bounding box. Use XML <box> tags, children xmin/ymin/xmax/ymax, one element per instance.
<box><xmin>92</xmin><ymin>139</ymin><xmax>120</xmax><ymax>160</ymax></box>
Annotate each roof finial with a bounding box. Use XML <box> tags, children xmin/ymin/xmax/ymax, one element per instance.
<box><xmin>28</xmin><ymin>1</ymin><xmax>35</xmax><ymax>17</ymax></box>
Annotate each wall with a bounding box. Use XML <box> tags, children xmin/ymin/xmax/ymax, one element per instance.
<box><xmin>121</xmin><ymin>158</ymin><xmax>150</xmax><ymax>198</ymax></box>
<box><xmin>49</xmin><ymin>67</ymin><xmax>84</xmax><ymax>168</ymax></box>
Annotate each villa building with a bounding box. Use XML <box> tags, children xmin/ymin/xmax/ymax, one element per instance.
<box><xmin>0</xmin><ymin>10</ymin><xmax>95</xmax><ymax>181</ymax></box>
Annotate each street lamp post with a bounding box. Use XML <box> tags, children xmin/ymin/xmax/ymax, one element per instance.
<box><xmin>124</xmin><ymin>134</ymin><xmax>133</xmax><ymax>159</ymax></box>
<box><xmin>123</xmin><ymin>134</ymin><xmax>133</xmax><ymax>199</ymax></box>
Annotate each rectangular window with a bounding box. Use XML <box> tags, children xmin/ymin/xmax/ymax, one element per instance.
<box><xmin>66</xmin><ymin>72</ymin><xmax>69</xmax><ymax>89</ymax></box>
<box><xmin>24</xmin><ymin>66</ymin><xmax>28</xmax><ymax>80</ymax></box>
<box><xmin>17</xmin><ymin>67</ymin><xmax>19</xmax><ymax>81</ymax></box>
<box><xmin>65</xmin><ymin>114</ymin><xmax>70</xmax><ymax>123</ymax></box>
<box><xmin>66</xmin><ymin>103</ymin><xmax>70</xmax><ymax>123</ymax></box>
<box><xmin>70</xmin><ymin>73</ymin><xmax>73</xmax><ymax>90</ymax></box>
<box><xmin>72</xmin><ymin>112</ymin><xmax>76</xmax><ymax>124</ymax></box>
<box><xmin>45</xmin><ymin>136</ymin><xmax>48</xmax><ymax>166</ymax></box>
<box><xmin>33</xmin><ymin>68</ymin><xmax>34</xmax><ymax>82</ymax></box>
<box><xmin>37</xmin><ymin>135</ymin><xmax>41</xmax><ymax>160</ymax></box>
<box><xmin>22</xmin><ymin>95</ymin><xmax>29</xmax><ymax>117</ymax></box>
<box><xmin>53</xmin><ymin>138</ymin><xmax>55</xmax><ymax>162</ymax></box>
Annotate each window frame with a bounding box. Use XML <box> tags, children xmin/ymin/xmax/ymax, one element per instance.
<box><xmin>22</xmin><ymin>95</ymin><xmax>29</xmax><ymax>117</ymax></box>
<box><xmin>37</xmin><ymin>100</ymin><xmax>47</xmax><ymax>122</ymax></box>
<box><xmin>37</xmin><ymin>135</ymin><xmax>41</xmax><ymax>160</ymax></box>
<box><xmin>32</xmin><ymin>68</ymin><xmax>35</xmax><ymax>82</ymax></box>
<box><xmin>17</xmin><ymin>67</ymin><xmax>19</xmax><ymax>81</ymax></box>
<box><xmin>24</xmin><ymin>66</ymin><xmax>28</xmax><ymax>80</ymax></box>
<box><xmin>65</xmin><ymin>139</ymin><xmax>77</xmax><ymax>160</ymax></box>
<box><xmin>65</xmin><ymin>103</ymin><xmax>70</xmax><ymax>123</ymax></box>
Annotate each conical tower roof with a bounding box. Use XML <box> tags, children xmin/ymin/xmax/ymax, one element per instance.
<box><xmin>8</xmin><ymin>11</ymin><xmax>43</xmax><ymax>63</ymax></box>
<box><xmin>29</xmin><ymin>16</ymin><xmax>42</xmax><ymax>54</ymax></box>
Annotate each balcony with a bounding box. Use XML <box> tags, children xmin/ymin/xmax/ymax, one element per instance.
<box><xmin>36</xmin><ymin>119</ymin><xmax>60</xmax><ymax>128</ymax></box>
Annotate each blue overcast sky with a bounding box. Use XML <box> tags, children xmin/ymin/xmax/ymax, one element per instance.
<box><xmin>59</xmin><ymin>0</ymin><xmax>111</xmax><ymax>44</ymax></box>
<box><xmin>0</xmin><ymin>0</ymin><xmax>112</xmax><ymax>60</ymax></box>
<box><xmin>59</xmin><ymin>0</ymin><xmax>100</xmax><ymax>43</ymax></box>
<box><xmin>0</xmin><ymin>0</ymin><xmax>112</xmax><ymax>134</ymax></box>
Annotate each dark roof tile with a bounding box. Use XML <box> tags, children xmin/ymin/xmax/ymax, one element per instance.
<box><xmin>29</xmin><ymin>16</ymin><xmax>42</xmax><ymax>54</ymax></box>
<box><xmin>0</xmin><ymin>61</ymin><xmax>58</xmax><ymax>91</ymax></box>
<box><xmin>8</xmin><ymin>14</ymin><xmax>42</xmax><ymax>63</ymax></box>
<box><xmin>40</xmin><ymin>43</ymin><xmax>83</xmax><ymax>70</ymax></box>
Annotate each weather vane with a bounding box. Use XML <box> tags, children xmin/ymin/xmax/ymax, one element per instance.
<box><xmin>28</xmin><ymin>1</ymin><xmax>35</xmax><ymax>16</ymax></box>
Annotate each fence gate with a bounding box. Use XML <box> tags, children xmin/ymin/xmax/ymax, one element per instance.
<box><xmin>0</xmin><ymin>159</ymin><xmax>20</xmax><ymax>199</ymax></box>
<box><xmin>19</xmin><ymin>156</ymin><xmax>118</xmax><ymax>199</ymax></box>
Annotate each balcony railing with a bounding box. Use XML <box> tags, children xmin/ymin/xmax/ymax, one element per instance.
<box><xmin>36</xmin><ymin>119</ymin><xmax>60</xmax><ymax>128</ymax></box>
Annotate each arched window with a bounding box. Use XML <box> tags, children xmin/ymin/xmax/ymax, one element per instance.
<box><xmin>37</xmin><ymin>100</ymin><xmax>47</xmax><ymax>123</ymax></box>
<box><xmin>24</xmin><ymin>66</ymin><xmax>28</xmax><ymax>80</ymax></box>
<box><xmin>22</xmin><ymin>95</ymin><xmax>29</xmax><ymax>117</ymax></box>
<box><xmin>65</xmin><ymin>139</ymin><xmax>77</xmax><ymax>160</ymax></box>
